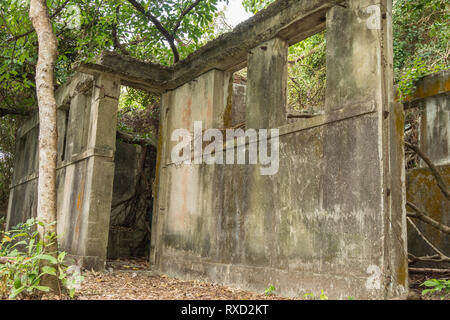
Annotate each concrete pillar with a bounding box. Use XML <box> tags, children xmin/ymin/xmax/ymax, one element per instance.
<box><xmin>246</xmin><ymin>37</ymin><xmax>288</xmax><ymax>129</ymax></box>
<box><xmin>324</xmin><ymin>0</ymin><xmax>407</xmax><ymax>298</ymax></box>
<box><xmin>78</xmin><ymin>74</ymin><xmax>120</xmax><ymax>269</ymax></box>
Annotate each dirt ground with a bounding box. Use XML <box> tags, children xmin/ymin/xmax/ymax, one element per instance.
<box><xmin>75</xmin><ymin>259</ymin><xmax>286</xmax><ymax>300</ymax></box>
<box><xmin>66</xmin><ymin>258</ymin><xmax>449</xmax><ymax>300</ymax></box>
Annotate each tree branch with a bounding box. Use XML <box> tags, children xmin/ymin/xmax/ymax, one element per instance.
<box><xmin>409</xmin><ymin>253</ymin><xmax>450</xmax><ymax>264</ymax></box>
<box><xmin>405</xmin><ymin>142</ymin><xmax>450</xmax><ymax>201</ymax></box>
<box><xmin>406</xmin><ymin>201</ymin><xmax>450</xmax><ymax>235</ymax></box>
<box><xmin>409</xmin><ymin>267</ymin><xmax>450</xmax><ymax>274</ymax></box>
<box><xmin>407</xmin><ymin>216</ymin><xmax>448</xmax><ymax>257</ymax></box>
<box><xmin>172</xmin><ymin>0</ymin><xmax>203</xmax><ymax>36</ymax></box>
<box><xmin>407</xmin><ymin>218</ymin><xmax>450</xmax><ymax>264</ymax></box>
<box><xmin>112</xmin><ymin>5</ymin><xmax>130</xmax><ymax>56</ymax></box>
<box><xmin>127</xmin><ymin>0</ymin><xmax>180</xmax><ymax>62</ymax></box>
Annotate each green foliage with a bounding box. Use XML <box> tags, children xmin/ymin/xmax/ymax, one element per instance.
<box><xmin>0</xmin><ymin>218</ymin><xmax>83</xmax><ymax>299</ymax></box>
<box><xmin>242</xmin><ymin>0</ymin><xmax>273</xmax><ymax>13</ymax></box>
<box><xmin>396</xmin><ymin>57</ymin><xmax>448</xmax><ymax>101</ymax></box>
<box><xmin>303</xmin><ymin>289</ymin><xmax>329</xmax><ymax>300</ymax></box>
<box><xmin>303</xmin><ymin>292</ymin><xmax>314</xmax><ymax>299</ymax></box>
<box><xmin>393</xmin><ymin>0</ymin><xmax>449</xmax><ymax>98</ymax></box>
<box><xmin>264</xmin><ymin>284</ymin><xmax>276</xmax><ymax>296</ymax></box>
<box><xmin>0</xmin><ymin>0</ymin><xmax>227</xmax><ymax>111</ymax></box>
<box><xmin>117</xmin><ymin>87</ymin><xmax>160</xmax><ymax>144</ymax></box>
<box><xmin>244</xmin><ymin>0</ymin><xmax>449</xmax><ymax>109</ymax></box>
<box><xmin>421</xmin><ymin>279</ymin><xmax>450</xmax><ymax>299</ymax></box>
<box><xmin>319</xmin><ymin>289</ymin><xmax>328</xmax><ymax>300</ymax></box>
<box><xmin>0</xmin><ymin>216</ymin><xmax>5</xmax><ymax>232</ymax></box>
<box><xmin>0</xmin><ymin>0</ymin><xmax>227</xmax><ymax>208</ymax></box>
<box><xmin>0</xmin><ymin>115</ymin><xmax>18</xmax><ymax>213</ymax></box>
<box><xmin>287</xmin><ymin>32</ymin><xmax>326</xmax><ymax>110</ymax></box>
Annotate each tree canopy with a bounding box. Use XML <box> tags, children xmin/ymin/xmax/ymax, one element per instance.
<box><xmin>0</xmin><ymin>0</ymin><xmax>227</xmax><ymax>113</ymax></box>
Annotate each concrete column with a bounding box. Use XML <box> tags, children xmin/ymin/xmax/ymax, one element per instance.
<box><xmin>324</xmin><ymin>0</ymin><xmax>407</xmax><ymax>298</ymax></box>
<box><xmin>246</xmin><ymin>37</ymin><xmax>288</xmax><ymax>129</ymax></box>
<box><xmin>150</xmin><ymin>91</ymin><xmax>171</xmax><ymax>267</ymax></box>
<box><xmin>78</xmin><ymin>74</ymin><xmax>120</xmax><ymax>269</ymax></box>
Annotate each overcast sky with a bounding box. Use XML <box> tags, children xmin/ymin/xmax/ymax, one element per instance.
<box><xmin>220</xmin><ymin>0</ymin><xmax>253</xmax><ymax>27</ymax></box>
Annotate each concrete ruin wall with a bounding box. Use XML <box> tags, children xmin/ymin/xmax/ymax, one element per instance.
<box><xmin>6</xmin><ymin>0</ymin><xmax>408</xmax><ymax>299</ymax></box>
<box><xmin>403</xmin><ymin>71</ymin><xmax>450</xmax><ymax>266</ymax></box>
<box><xmin>7</xmin><ymin>73</ymin><xmax>120</xmax><ymax>269</ymax></box>
<box><xmin>150</xmin><ymin>0</ymin><xmax>407</xmax><ymax>299</ymax></box>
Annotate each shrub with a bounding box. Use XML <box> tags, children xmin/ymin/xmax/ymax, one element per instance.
<box><xmin>421</xmin><ymin>279</ymin><xmax>450</xmax><ymax>299</ymax></box>
<box><xmin>0</xmin><ymin>218</ymin><xmax>83</xmax><ymax>299</ymax></box>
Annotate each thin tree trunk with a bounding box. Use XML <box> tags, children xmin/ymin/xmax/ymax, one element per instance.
<box><xmin>29</xmin><ymin>0</ymin><xmax>59</xmax><ymax>290</ymax></box>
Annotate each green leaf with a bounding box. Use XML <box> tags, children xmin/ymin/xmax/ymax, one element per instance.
<box><xmin>9</xmin><ymin>286</ymin><xmax>25</xmax><ymax>299</ymax></box>
<box><xmin>13</xmin><ymin>274</ymin><xmax>21</xmax><ymax>289</ymax></box>
<box><xmin>33</xmin><ymin>254</ymin><xmax>57</xmax><ymax>264</ymax></box>
<box><xmin>422</xmin><ymin>279</ymin><xmax>439</xmax><ymax>287</ymax></box>
<box><xmin>422</xmin><ymin>289</ymin><xmax>432</xmax><ymax>295</ymax></box>
<box><xmin>35</xmin><ymin>286</ymin><xmax>50</xmax><ymax>292</ymax></box>
<box><xmin>41</xmin><ymin>266</ymin><xmax>57</xmax><ymax>276</ymax></box>
<box><xmin>57</xmin><ymin>251</ymin><xmax>66</xmax><ymax>263</ymax></box>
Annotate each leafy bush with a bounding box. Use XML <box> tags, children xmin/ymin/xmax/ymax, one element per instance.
<box><xmin>397</xmin><ymin>57</ymin><xmax>448</xmax><ymax>101</ymax></box>
<box><xmin>393</xmin><ymin>0</ymin><xmax>449</xmax><ymax>99</ymax></box>
<box><xmin>421</xmin><ymin>279</ymin><xmax>450</xmax><ymax>299</ymax></box>
<box><xmin>0</xmin><ymin>218</ymin><xmax>83</xmax><ymax>299</ymax></box>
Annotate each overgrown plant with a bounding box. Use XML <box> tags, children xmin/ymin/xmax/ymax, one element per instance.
<box><xmin>303</xmin><ymin>289</ymin><xmax>329</xmax><ymax>300</ymax></box>
<box><xmin>421</xmin><ymin>279</ymin><xmax>450</xmax><ymax>299</ymax></box>
<box><xmin>397</xmin><ymin>57</ymin><xmax>448</xmax><ymax>101</ymax></box>
<box><xmin>0</xmin><ymin>218</ymin><xmax>83</xmax><ymax>299</ymax></box>
<box><xmin>264</xmin><ymin>284</ymin><xmax>276</xmax><ymax>296</ymax></box>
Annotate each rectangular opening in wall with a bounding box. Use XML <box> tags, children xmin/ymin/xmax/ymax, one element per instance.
<box><xmin>107</xmin><ymin>85</ymin><xmax>160</xmax><ymax>260</ymax></box>
<box><xmin>286</xmin><ymin>30</ymin><xmax>326</xmax><ymax>121</ymax></box>
<box><xmin>61</xmin><ymin>110</ymin><xmax>69</xmax><ymax>162</ymax></box>
<box><xmin>226</xmin><ymin>69</ymin><xmax>247</xmax><ymax>130</ymax></box>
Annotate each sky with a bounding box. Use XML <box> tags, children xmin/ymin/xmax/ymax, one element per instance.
<box><xmin>220</xmin><ymin>0</ymin><xmax>253</xmax><ymax>27</ymax></box>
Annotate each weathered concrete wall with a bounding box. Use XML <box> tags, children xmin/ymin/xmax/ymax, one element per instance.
<box><xmin>231</xmin><ymin>83</ymin><xmax>246</xmax><ymax>127</ymax></box>
<box><xmin>419</xmin><ymin>93</ymin><xmax>449</xmax><ymax>167</ymax></box>
<box><xmin>404</xmin><ymin>71</ymin><xmax>450</xmax><ymax>266</ymax></box>
<box><xmin>151</xmin><ymin>0</ymin><xmax>407</xmax><ymax>299</ymax></box>
<box><xmin>7</xmin><ymin>73</ymin><xmax>120</xmax><ymax>270</ymax></box>
<box><xmin>406</xmin><ymin>166</ymin><xmax>450</xmax><ymax>267</ymax></box>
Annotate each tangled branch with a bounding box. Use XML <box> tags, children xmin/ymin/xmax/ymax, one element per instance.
<box><xmin>405</xmin><ymin>143</ymin><xmax>450</xmax><ymax>266</ymax></box>
<box><xmin>405</xmin><ymin>142</ymin><xmax>450</xmax><ymax>201</ymax></box>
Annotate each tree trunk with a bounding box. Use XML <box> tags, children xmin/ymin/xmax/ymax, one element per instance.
<box><xmin>29</xmin><ymin>0</ymin><xmax>59</xmax><ymax>291</ymax></box>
